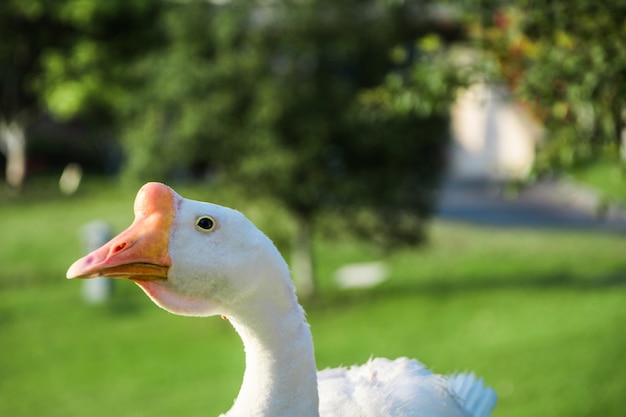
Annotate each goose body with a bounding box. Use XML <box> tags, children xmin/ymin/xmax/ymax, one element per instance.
<box><xmin>67</xmin><ymin>182</ymin><xmax>496</xmax><ymax>417</ymax></box>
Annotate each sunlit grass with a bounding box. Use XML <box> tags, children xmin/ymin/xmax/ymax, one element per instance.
<box><xmin>1</xmin><ymin>176</ymin><xmax>625</xmax><ymax>417</ymax></box>
<box><xmin>571</xmin><ymin>158</ymin><xmax>626</xmax><ymax>203</ymax></box>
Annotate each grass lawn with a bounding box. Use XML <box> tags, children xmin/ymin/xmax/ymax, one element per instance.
<box><xmin>571</xmin><ymin>158</ymin><xmax>626</xmax><ymax>204</ymax></box>
<box><xmin>1</xmin><ymin>177</ymin><xmax>625</xmax><ymax>416</ymax></box>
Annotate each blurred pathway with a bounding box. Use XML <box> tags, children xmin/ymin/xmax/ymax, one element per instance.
<box><xmin>435</xmin><ymin>178</ymin><xmax>626</xmax><ymax>233</ymax></box>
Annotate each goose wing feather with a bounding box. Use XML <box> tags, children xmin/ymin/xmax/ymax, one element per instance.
<box><xmin>448</xmin><ymin>373</ymin><xmax>497</xmax><ymax>417</ymax></box>
<box><xmin>317</xmin><ymin>357</ymin><xmax>479</xmax><ymax>417</ymax></box>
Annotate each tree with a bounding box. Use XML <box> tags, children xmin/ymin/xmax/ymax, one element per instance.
<box><xmin>0</xmin><ymin>0</ymin><xmax>162</xmax><ymax>190</ymax></box>
<box><xmin>122</xmin><ymin>0</ymin><xmax>464</xmax><ymax>297</ymax></box>
<box><xmin>0</xmin><ymin>0</ymin><xmax>61</xmax><ymax>190</ymax></box>
<box><xmin>464</xmin><ymin>0</ymin><xmax>626</xmax><ymax>171</ymax></box>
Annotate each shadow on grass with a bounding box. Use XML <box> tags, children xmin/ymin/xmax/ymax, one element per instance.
<box><xmin>0</xmin><ymin>175</ymin><xmax>126</xmax><ymax>207</ymax></box>
<box><xmin>304</xmin><ymin>268</ymin><xmax>626</xmax><ymax>312</ymax></box>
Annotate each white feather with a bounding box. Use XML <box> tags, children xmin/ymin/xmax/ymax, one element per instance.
<box><xmin>76</xmin><ymin>183</ymin><xmax>498</xmax><ymax>417</ymax></box>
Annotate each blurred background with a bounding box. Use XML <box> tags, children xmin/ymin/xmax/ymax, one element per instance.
<box><xmin>1</xmin><ymin>1</ymin><xmax>625</xmax><ymax>416</ymax></box>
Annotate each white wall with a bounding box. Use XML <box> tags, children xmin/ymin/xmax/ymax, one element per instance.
<box><xmin>449</xmin><ymin>83</ymin><xmax>542</xmax><ymax>180</ymax></box>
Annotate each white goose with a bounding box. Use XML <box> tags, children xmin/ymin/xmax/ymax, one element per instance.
<box><xmin>67</xmin><ymin>182</ymin><xmax>497</xmax><ymax>417</ymax></box>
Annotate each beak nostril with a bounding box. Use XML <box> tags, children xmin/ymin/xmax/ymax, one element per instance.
<box><xmin>112</xmin><ymin>242</ymin><xmax>127</xmax><ymax>253</ymax></box>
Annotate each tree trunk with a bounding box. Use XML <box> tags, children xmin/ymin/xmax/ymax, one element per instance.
<box><xmin>0</xmin><ymin>119</ymin><xmax>27</xmax><ymax>191</ymax></box>
<box><xmin>617</xmin><ymin>103</ymin><xmax>626</xmax><ymax>160</ymax></box>
<box><xmin>291</xmin><ymin>213</ymin><xmax>316</xmax><ymax>299</ymax></box>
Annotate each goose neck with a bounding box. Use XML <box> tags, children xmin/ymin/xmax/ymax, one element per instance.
<box><xmin>225</xmin><ymin>297</ymin><xmax>319</xmax><ymax>417</ymax></box>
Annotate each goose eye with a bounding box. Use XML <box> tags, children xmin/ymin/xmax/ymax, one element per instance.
<box><xmin>196</xmin><ymin>216</ymin><xmax>216</xmax><ymax>231</ymax></box>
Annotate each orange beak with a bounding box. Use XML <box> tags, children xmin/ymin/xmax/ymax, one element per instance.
<box><xmin>66</xmin><ymin>183</ymin><xmax>176</xmax><ymax>281</ymax></box>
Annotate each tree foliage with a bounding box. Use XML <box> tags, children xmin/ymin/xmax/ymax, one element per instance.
<box><xmin>0</xmin><ymin>0</ymin><xmax>162</xmax><ymax>122</ymax></box>
<box><xmin>124</xmin><ymin>0</ymin><xmax>457</xmax><ymax>236</ymax></box>
<box><xmin>121</xmin><ymin>0</ymin><xmax>464</xmax><ymax>295</ymax></box>
<box><xmin>0</xmin><ymin>0</ymin><xmax>162</xmax><ymax>188</ymax></box>
<box><xmin>465</xmin><ymin>0</ymin><xmax>626</xmax><ymax>170</ymax></box>
<box><xmin>1</xmin><ymin>0</ymin><xmax>466</xmax><ymax>294</ymax></box>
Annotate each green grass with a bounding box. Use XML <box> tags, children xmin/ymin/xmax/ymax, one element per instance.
<box><xmin>571</xmin><ymin>158</ymin><xmax>626</xmax><ymax>203</ymax></box>
<box><xmin>1</xmin><ymin>177</ymin><xmax>625</xmax><ymax>416</ymax></box>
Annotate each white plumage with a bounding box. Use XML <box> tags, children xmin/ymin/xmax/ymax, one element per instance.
<box><xmin>67</xmin><ymin>182</ymin><xmax>497</xmax><ymax>417</ymax></box>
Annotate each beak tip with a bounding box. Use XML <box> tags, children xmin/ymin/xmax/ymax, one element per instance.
<box><xmin>66</xmin><ymin>258</ymin><xmax>88</xmax><ymax>279</ymax></box>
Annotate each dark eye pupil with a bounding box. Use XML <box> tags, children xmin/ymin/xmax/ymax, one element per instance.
<box><xmin>197</xmin><ymin>217</ymin><xmax>214</xmax><ymax>230</ymax></box>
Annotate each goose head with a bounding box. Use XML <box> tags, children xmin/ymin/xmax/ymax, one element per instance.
<box><xmin>67</xmin><ymin>182</ymin><xmax>293</xmax><ymax>318</ymax></box>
